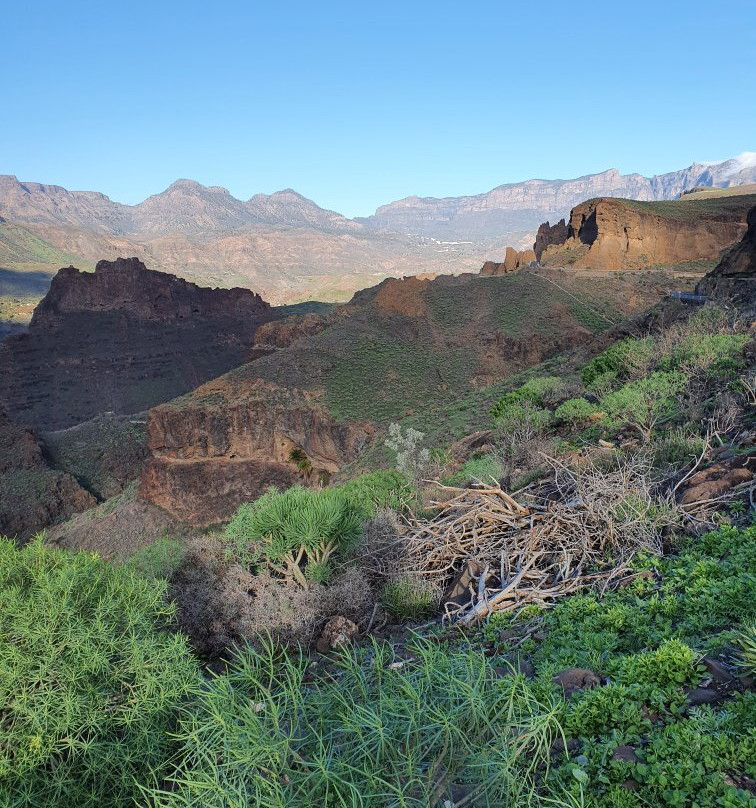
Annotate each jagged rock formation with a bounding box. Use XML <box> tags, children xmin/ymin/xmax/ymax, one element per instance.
<box><xmin>539</xmin><ymin>195</ymin><xmax>756</xmax><ymax>271</ymax></box>
<box><xmin>479</xmin><ymin>248</ymin><xmax>537</xmax><ymax>276</ymax></box>
<box><xmin>534</xmin><ymin>219</ymin><xmax>569</xmax><ymax>261</ymax></box>
<box><xmin>362</xmin><ymin>153</ymin><xmax>756</xmax><ymax>243</ymax></box>
<box><xmin>697</xmin><ymin>204</ymin><xmax>756</xmax><ymax>307</ymax></box>
<box><xmin>138</xmin><ymin>269</ymin><xmax>671</xmax><ymax>526</ymax></box>
<box><xmin>0</xmin><ymin>258</ymin><xmax>276</xmax><ymax>430</ymax></box>
<box><xmin>0</xmin><ymin>405</ymin><xmax>96</xmax><ymax>540</ymax></box>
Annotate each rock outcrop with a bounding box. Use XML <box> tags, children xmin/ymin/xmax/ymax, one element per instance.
<box><xmin>696</xmin><ymin>204</ymin><xmax>756</xmax><ymax>306</ymax></box>
<box><xmin>0</xmin><ymin>258</ymin><xmax>276</xmax><ymax>430</ymax></box>
<box><xmin>539</xmin><ymin>195</ymin><xmax>755</xmax><ymax>271</ymax></box>
<box><xmin>534</xmin><ymin>219</ymin><xmax>569</xmax><ymax>261</ymax></box>
<box><xmin>0</xmin><ymin>405</ymin><xmax>96</xmax><ymax>541</ymax></box>
<box><xmin>139</xmin><ymin>378</ymin><xmax>374</xmax><ymax>526</ymax></box>
<box><xmin>479</xmin><ymin>247</ymin><xmax>537</xmax><ymax>276</ymax></box>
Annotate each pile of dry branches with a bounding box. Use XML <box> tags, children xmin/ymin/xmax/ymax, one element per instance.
<box><xmin>405</xmin><ymin>453</ymin><xmax>674</xmax><ymax>625</ymax></box>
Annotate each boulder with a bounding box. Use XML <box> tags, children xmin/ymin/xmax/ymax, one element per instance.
<box><xmin>317</xmin><ymin>616</ymin><xmax>359</xmax><ymax>653</ymax></box>
<box><xmin>553</xmin><ymin>668</ymin><xmax>601</xmax><ymax>696</ymax></box>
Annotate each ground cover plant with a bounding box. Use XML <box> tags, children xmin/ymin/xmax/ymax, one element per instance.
<box><xmin>481</xmin><ymin>525</ymin><xmax>756</xmax><ymax>807</ymax></box>
<box><xmin>0</xmin><ymin>538</ymin><xmax>199</xmax><ymax>808</ymax></box>
<box><xmin>147</xmin><ymin>637</ymin><xmax>566</xmax><ymax>808</ymax></box>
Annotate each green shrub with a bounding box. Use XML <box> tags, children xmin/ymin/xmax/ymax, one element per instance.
<box><xmin>581</xmin><ymin>337</ymin><xmax>654</xmax><ymax>388</ymax></box>
<box><xmin>491</xmin><ymin>395</ymin><xmax>553</xmax><ymax>437</ymax></box>
<box><xmin>446</xmin><ymin>454</ymin><xmax>505</xmax><ymax>485</ymax></box>
<box><xmin>0</xmin><ymin>538</ymin><xmax>199</xmax><ymax>808</ymax></box>
<box><xmin>334</xmin><ymin>470</ymin><xmax>414</xmax><ymax>514</ymax></box>
<box><xmin>554</xmin><ymin>397</ymin><xmax>600</xmax><ymax>425</ymax></box>
<box><xmin>148</xmin><ymin>638</ymin><xmax>563</xmax><ymax>808</ymax></box>
<box><xmin>733</xmin><ymin>622</ymin><xmax>756</xmax><ymax>677</ymax></box>
<box><xmin>124</xmin><ymin>536</ymin><xmax>186</xmax><ymax>580</ymax></box>
<box><xmin>490</xmin><ymin>376</ymin><xmax>567</xmax><ymax>420</ymax></box>
<box><xmin>600</xmin><ymin>371</ymin><xmax>688</xmax><ymax>441</ymax></box>
<box><xmin>659</xmin><ymin>333</ymin><xmax>748</xmax><ymax>379</ymax></box>
<box><xmin>610</xmin><ymin>639</ymin><xmax>700</xmax><ymax>689</ymax></box>
<box><xmin>381</xmin><ymin>574</ymin><xmax>438</xmax><ymax>620</ymax></box>
<box><xmin>225</xmin><ymin>486</ymin><xmax>365</xmax><ymax>587</ymax></box>
<box><xmin>652</xmin><ymin>427</ymin><xmax>706</xmax><ymax>469</ymax></box>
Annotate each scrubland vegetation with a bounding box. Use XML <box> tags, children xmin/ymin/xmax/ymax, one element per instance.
<box><xmin>2</xmin><ymin>303</ymin><xmax>754</xmax><ymax>806</ymax></box>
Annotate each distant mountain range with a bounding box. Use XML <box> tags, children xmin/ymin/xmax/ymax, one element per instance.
<box><xmin>1</xmin><ymin>153</ymin><xmax>754</xmax><ymax>304</ymax></box>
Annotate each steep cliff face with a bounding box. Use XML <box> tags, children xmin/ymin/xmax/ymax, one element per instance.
<box><xmin>534</xmin><ymin>219</ymin><xmax>569</xmax><ymax>261</ymax></box>
<box><xmin>0</xmin><ymin>258</ymin><xmax>276</xmax><ymax>430</ymax></box>
<box><xmin>697</xmin><ymin>204</ymin><xmax>756</xmax><ymax>306</ymax></box>
<box><xmin>0</xmin><ymin>405</ymin><xmax>96</xmax><ymax>541</ymax></box>
<box><xmin>540</xmin><ymin>195</ymin><xmax>756</xmax><ymax>271</ymax></box>
<box><xmin>140</xmin><ymin>379</ymin><xmax>374</xmax><ymax>525</ymax></box>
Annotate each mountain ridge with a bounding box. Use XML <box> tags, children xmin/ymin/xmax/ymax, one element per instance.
<box><xmin>1</xmin><ymin>153</ymin><xmax>754</xmax><ymax>304</ymax></box>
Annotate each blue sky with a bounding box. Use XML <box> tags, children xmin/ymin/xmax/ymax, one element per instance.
<box><xmin>2</xmin><ymin>0</ymin><xmax>754</xmax><ymax>217</ymax></box>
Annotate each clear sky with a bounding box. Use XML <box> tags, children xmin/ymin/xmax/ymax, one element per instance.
<box><xmin>2</xmin><ymin>0</ymin><xmax>754</xmax><ymax>217</ymax></box>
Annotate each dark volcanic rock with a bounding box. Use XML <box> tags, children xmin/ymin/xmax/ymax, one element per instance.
<box><xmin>0</xmin><ymin>405</ymin><xmax>96</xmax><ymax>540</ymax></box>
<box><xmin>0</xmin><ymin>258</ymin><xmax>275</xmax><ymax>430</ymax></box>
<box><xmin>534</xmin><ymin>219</ymin><xmax>569</xmax><ymax>261</ymax></box>
<box><xmin>696</xmin><ymin>204</ymin><xmax>756</xmax><ymax>307</ymax></box>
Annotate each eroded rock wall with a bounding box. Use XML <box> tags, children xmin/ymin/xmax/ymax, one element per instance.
<box><xmin>0</xmin><ymin>257</ymin><xmax>276</xmax><ymax>430</ymax></box>
<box><xmin>540</xmin><ymin>196</ymin><xmax>755</xmax><ymax>270</ymax></box>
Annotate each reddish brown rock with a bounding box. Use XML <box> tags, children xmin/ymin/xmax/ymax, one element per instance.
<box><xmin>503</xmin><ymin>246</ymin><xmax>519</xmax><ymax>272</ymax></box>
<box><xmin>253</xmin><ymin>313</ymin><xmax>334</xmax><ymax>349</ymax></box>
<box><xmin>679</xmin><ymin>454</ymin><xmax>754</xmax><ymax>505</ymax></box>
<box><xmin>479</xmin><ymin>248</ymin><xmax>536</xmax><ymax>276</ymax></box>
<box><xmin>697</xmin><ymin>204</ymin><xmax>756</xmax><ymax>306</ymax></box>
<box><xmin>540</xmin><ymin>195</ymin><xmax>754</xmax><ymax>270</ymax></box>
<box><xmin>553</xmin><ymin>668</ymin><xmax>601</xmax><ymax>696</ymax></box>
<box><xmin>534</xmin><ymin>219</ymin><xmax>569</xmax><ymax>261</ymax></box>
<box><xmin>0</xmin><ymin>257</ymin><xmax>275</xmax><ymax>430</ymax></box>
<box><xmin>139</xmin><ymin>378</ymin><xmax>374</xmax><ymax>525</ymax></box>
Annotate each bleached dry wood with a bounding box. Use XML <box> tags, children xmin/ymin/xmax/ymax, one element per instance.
<box><xmin>406</xmin><ymin>457</ymin><xmax>670</xmax><ymax>624</ymax></box>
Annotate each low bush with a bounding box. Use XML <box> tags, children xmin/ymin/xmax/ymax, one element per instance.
<box><xmin>225</xmin><ymin>486</ymin><xmax>365</xmax><ymax>586</ymax></box>
<box><xmin>581</xmin><ymin>337</ymin><xmax>654</xmax><ymax>388</ymax></box>
<box><xmin>445</xmin><ymin>453</ymin><xmax>505</xmax><ymax>485</ymax></box>
<box><xmin>381</xmin><ymin>573</ymin><xmax>439</xmax><ymax>620</ymax></box>
<box><xmin>225</xmin><ymin>472</ymin><xmax>412</xmax><ymax>587</ymax></box>
<box><xmin>600</xmin><ymin>371</ymin><xmax>688</xmax><ymax>441</ymax></box>
<box><xmin>490</xmin><ymin>376</ymin><xmax>567</xmax><ymax>421</ymax></box>
<box><xmin>659</xmin><ymin>332</ymin><xmax>749</xmax><ymax>379</ymax></box>
<box><xmin>0</xmin><ymin>538</ymin><xmax>199</xmax><ymax>808</ymax></box>
<box><xmin>554</xmin><ymin>397</ymin><xmax>600</xmax><ymax>425</ymax></box>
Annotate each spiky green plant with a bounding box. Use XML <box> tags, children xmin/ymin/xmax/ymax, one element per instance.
<box><xmin>147</xmin><ymin>636</ymin><xmax>564</xmax><ymax>808</ymax></box>
<box><xmin>0</xmin><ymin>537</ymin><xmax>199</xmax><ymax>808</ymax></box>
<box><xmin>733</xmin><ymin>622</ymin><xmax>756</xmax><ymax>677</ymax></box>
<box><xmin>225</xmin><ymin>485</ymin><xmax>365</xmax><ymax>587</ymax></box>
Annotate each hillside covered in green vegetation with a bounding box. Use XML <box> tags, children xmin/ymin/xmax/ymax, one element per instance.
<box><xmin>2</xmin><ymin>270</ymin><xmax>755</xmax><ymax>806</ymax></box>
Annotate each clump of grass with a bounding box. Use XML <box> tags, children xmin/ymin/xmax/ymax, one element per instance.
<box><xmin>733</xmin><ymin>622</ymin><xmax>756</xmax><ymax>678</ymax></box>
<box><xmin>0</xmin><ymin>538</ymin><xmax>199</xmax><ymax>808</ymax></box>
<box><xmin>381</xmin><ymin>574</ymin><xmax>439</xmax><ymax>620</ymax></box>
<box><xmin>148</xmin><ymin>637</ymin><xmax>564</xmax><ymax>808</ymax></box>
